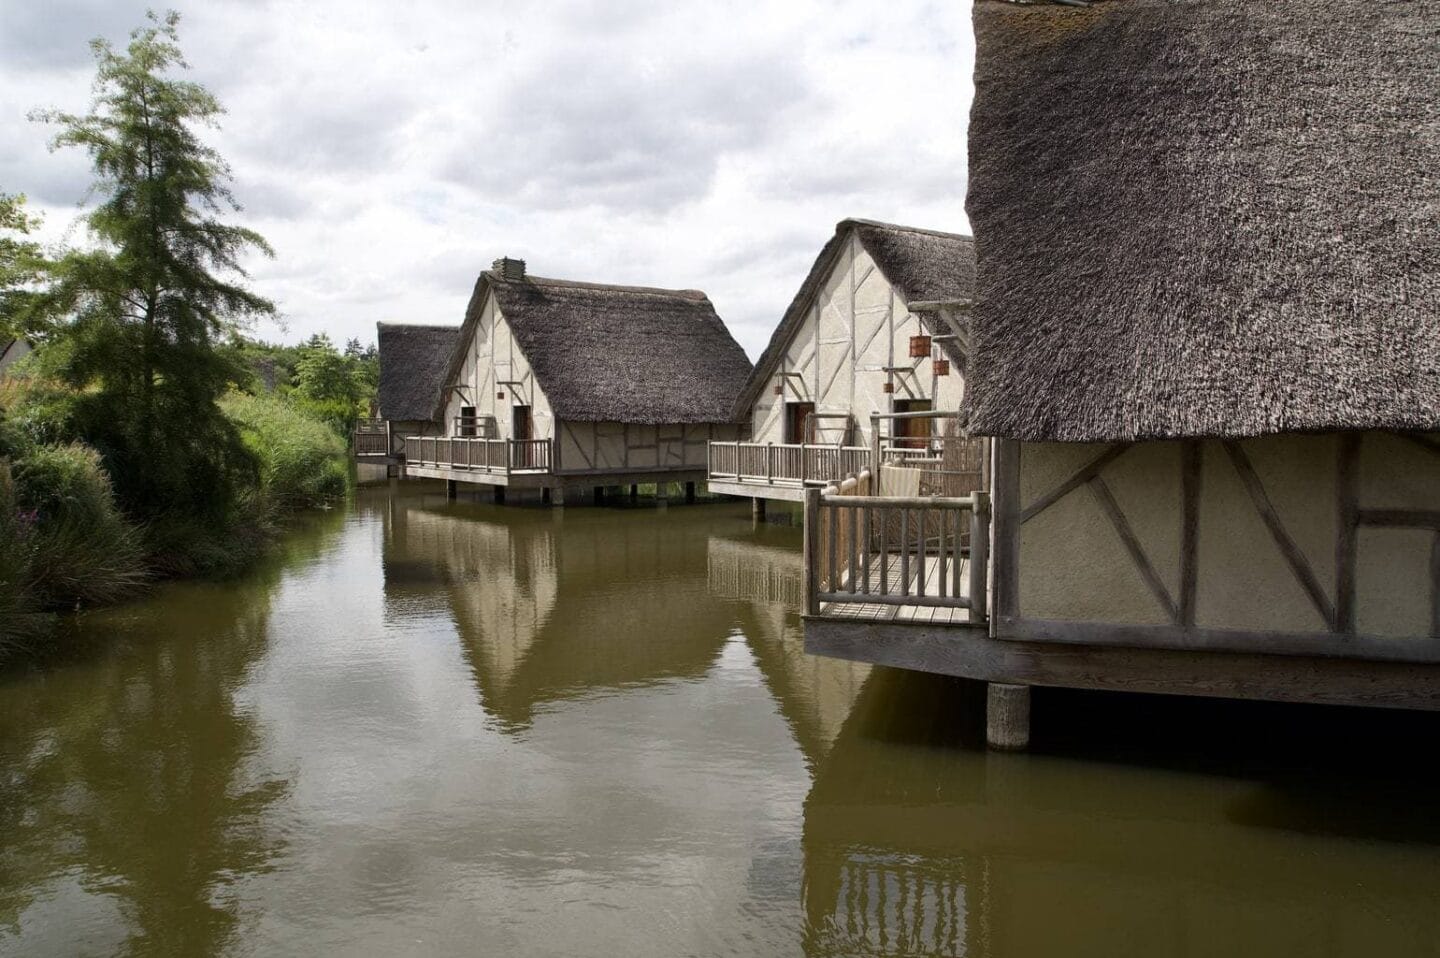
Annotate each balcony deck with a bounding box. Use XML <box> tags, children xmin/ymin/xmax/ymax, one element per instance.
<box><xmin>707</xmin><ymin>442</ymin><xmax>870</xmax><ymax>502</ymax></box>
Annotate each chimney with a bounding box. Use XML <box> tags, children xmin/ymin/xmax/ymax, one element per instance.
<box><xmin>492</xmin><ymin>257</ymin><xmax>526</xmax><ymax>281</ymax></box>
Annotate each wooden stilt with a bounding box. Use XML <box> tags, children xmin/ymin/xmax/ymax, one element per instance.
<box><xmin>493</xmin><ymin>485</ymin><xmax>505</xmax><ymax>504</ymax></box>
<box><xmin>986</xmin><ymin>682</ymin><xmax>1030</xmax><ymax>751</ymax></box>
<box><xmin>446</xmin><ymin>479</ymin><xmax>457</xmax><ymax>500</ymax></box>
<box><xmin>630</xmin><ymin>484</ymin><xmax>639</xmax><ymax>501</ymax></box>
<box><xmin>685</xmin><ymin>481</ymin><xmax>696</xmax><ymax>503</ymax></box>
<box><xmin>752</xmin><ymin>497</ymin><xmax>767</xmax><ymax>522</ymax></box>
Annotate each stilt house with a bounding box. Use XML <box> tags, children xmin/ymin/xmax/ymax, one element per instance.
<box><xmin>708</xmin><ymin>219</ymin><xmax>978</xmax><ymax>505</ymax></box>
<box><xmin>355</xmin><ymin>323</ymin><xmax>459</xmax><ymax>466</ymax></box>
<box><xmin>405</xmin><ymin>258</ymin><xmax>752</xmax><ymax>502</ymax></box>
<box><xmin>803</xmin><ymin>0</ymin><xmax>1440</xmax><ymax>743</ymax></box>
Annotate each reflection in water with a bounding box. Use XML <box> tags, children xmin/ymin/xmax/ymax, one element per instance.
<box><xmin>0</xmin><ymin>485</ymin><xmax>1438</xmax><ymax>956</ymax></box>
<box><xmin>801</xmin><ymin>670</ymin><xmax>1440</xmax><ymax>957</ymax></box>
<box><xmin>709</xmin><ymin>530</ymin><xmax>870</xmax><ymax>769</ymax></box>
<box><xmin>0</xmin><ymin>510</ymin><xmax>344</xmax><ymax>956</ymax></box>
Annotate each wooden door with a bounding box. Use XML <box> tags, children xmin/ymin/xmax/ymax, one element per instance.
<box><xmin>893</xmin><ymin>399</ymin><xmax>932</xmax><ymax>449</ymax></box>
<box><xmin>786</xmin><ymin>402</ymin><xmax>815</xmax><ymax>444</ymax></box>
<box><xmin>512</xmin><ymin>405</ymin><xmax>533</xmax><ymax>468</ymax></box>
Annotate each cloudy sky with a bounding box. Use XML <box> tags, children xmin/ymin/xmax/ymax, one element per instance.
<box><xmin>0</xmin><ymin>1</ymin><xmax>972</xmax><ymax>359</ymax></box>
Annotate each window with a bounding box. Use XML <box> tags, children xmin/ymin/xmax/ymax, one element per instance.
<box><xmin>459</xmin><ymin>405</ymin><xmax>477</xmax><ymax>437</ymax></box>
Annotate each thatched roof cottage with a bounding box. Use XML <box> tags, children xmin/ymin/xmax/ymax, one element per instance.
<box><xmin>404</xmin><ymin>258</ymin><xmax>752</xmax><ymax>501</ymax></box>
<box><xmin>804</xmin><ymin>0</ymin><xmax>1440</xmax><ymax>742</ymax></box>
<box><xmin>709</xmin><ymin>218</ymin><xmax>977</xmax><ymax>503</ymax></box>
<box><xmin>356</xmin><ymin>323</ymin><xmax>459</xmax><ymax>465</ymax></box>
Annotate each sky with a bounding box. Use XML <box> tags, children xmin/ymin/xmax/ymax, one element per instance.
<box><xmin>0</xmin><ymin>0</ymin><xmax>972</xmax><ymax>360</ymax></box>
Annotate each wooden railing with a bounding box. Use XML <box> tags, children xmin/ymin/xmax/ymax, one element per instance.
<box><xmin>403</xmin><ymin>436</ymin><xmax>553</xmax><ymax>474</ymax></box>
<box><xmin>353</xmin><ymin>419</ymin><xmax>389</xmax><ymax>456</ymax></box>
<box><xmin>708</xmin><ymin>442</ymin><xmax>871</xmax><ymax>486</ymax></box>
<box><xmin>803</xmin><ymin>487</ymin><xmax>989</xmax><ymax>622</ymax></box>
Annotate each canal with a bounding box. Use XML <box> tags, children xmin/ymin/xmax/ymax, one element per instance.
<box><xmin>2</xmin><ymin>484</ymin><xmax>1438</xmax><ymax>956</ymax></box>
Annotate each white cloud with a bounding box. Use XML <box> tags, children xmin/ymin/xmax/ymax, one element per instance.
<box><xmin>0</xmin><ymin>0</ymin><xmax>973</xmax><ymax>357</ymax></box>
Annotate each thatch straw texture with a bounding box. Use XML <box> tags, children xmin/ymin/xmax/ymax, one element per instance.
<box><xmin>965</xmin><ymin>0</ymin><xmax>1440</xmax><ymax>442</ymax></box>
<box><xmin>377</xmin><ymin>323</ymin><xmax>460</xmax><ymax>422</ymax></box>
<box><xmin>445</xmin><ymin>271</ymin><xmax>753</xmax><ymax>425</ymax></box>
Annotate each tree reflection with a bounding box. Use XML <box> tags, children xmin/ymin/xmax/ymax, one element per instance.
<box><xmin>0</xmin><ymin>509</ymin><xmax>343</xmax><ymax>955</ymax></box>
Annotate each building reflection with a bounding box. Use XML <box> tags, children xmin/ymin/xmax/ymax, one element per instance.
<box><xmin>707</xmin><ymin>530</ymin><xmax>870</xmax><ymax>770</ymax></box>
<box><xmin>800</xmin><ymin>670</ymin><xmax>1440</xmax><ymax>957</ymax></box>
<box><xmin>381</xmin><ymin>493</ymin><xmax>739</xmax><ymax>729</ymax></box>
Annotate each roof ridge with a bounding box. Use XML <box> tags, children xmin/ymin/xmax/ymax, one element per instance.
<box><xmin>839</xmin><ymin>218</ymin><xmax>973</xmax><ymax>242</ymax></box>
<box><xmin>377</xmin><ymin>322</ymin><xmax>460</xmax><ymax>330</ymax></box>
<box><xmin>488</xmin><ymin>270</ymin><xmax>709</xmax><ymax>302</ymax></box>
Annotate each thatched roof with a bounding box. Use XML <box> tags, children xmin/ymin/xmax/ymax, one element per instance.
<box><xmin>965</xmin><ymin>0</ymin><xmax>1440</xmax><ymax>442</ymax></box>
<box><xmin>441</xmin><ymin>271</ymin><xmax>752</xmax><ymax>424</ymax></box>
<box><xmin>377</xmin><ymin>323</ymin><xmax>459</xmax><ymax>422</ymax></box>
<box><xmin>734</xmin><ymin>218</ymin><xmax>975</xmax><ymax>417</ymax></box>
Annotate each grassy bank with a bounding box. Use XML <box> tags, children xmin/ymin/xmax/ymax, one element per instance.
<box><xmin>0</xmin><ymin>384</ymin><xmax>352</xmax><ymax>658</ymax></box>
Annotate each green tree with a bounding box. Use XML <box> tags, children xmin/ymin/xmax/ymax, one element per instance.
<box><xmin>0</xmin><ymin>192</ymin><xmax>48</xmax><ymax>341</ymax></box>
<box><xmin>29</xmin><ymin>11</ymin><xmax>273</xmax><ymax>527</ymax></box>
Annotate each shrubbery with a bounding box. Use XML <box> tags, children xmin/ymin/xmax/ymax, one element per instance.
<box><xmin>221</xmin><ymin>390</ymin><xmax>348</xmax><ymax>509</ymax></box>
<box><xmin>0</xmin><ymin>376</ymin><xmax>352</xmax><ymax>657</ymax></box>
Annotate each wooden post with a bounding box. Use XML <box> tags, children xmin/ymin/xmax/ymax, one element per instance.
<box><xmin>494</xmin><ymin>485</ymin><xmax>505</xmax><ymax>505</ymax></box>
<box><xmin>969</xmin><ymin>491</ymin><xmax>990</xmax><ymax>624</ymax></box>
<box><xmin>870</xmin><ymin>413</ymin><xmax>882</xmax><ymax>479</ymax></box>
<box><xmin>685</xmin><ymin>481</ymin><xmax>696</xmax><ymax>503</ymax></box>
<box><xmin>803</xmin><ymin>487</ymin><xmax>821</xmax><ymax>617</ymax></box>
<box><xmin>594</xmin><ymin>486</ymin><xmax>604</xmax><ymax>505</ymax></box>
<box><xmin>986</xmin><ymin>682</ymin><xmax>1030</xmax><ymax>751</ymax></box>
<box><xmin>752</xmin><ymin>497</ymin><xmax>766</xmax><ymax>522</ymax></box>
<box><xmin>542</xmin><ymin>487</ymin><xmax>551</xmax><ymax>505</ymax></box>
<box><xmin>630</xmin><ymin>484</ymin><xmax>639</xmax><ymax>502</ymax></box>
<box><xmin>766</xmin><ymin>443</ymin><xmax>775</xmax><ymax>484</ymax></box>
<box><xmin>446</xmin><ymin>479</ymin><xmax>458</xmax><ymax>500</ymax></box>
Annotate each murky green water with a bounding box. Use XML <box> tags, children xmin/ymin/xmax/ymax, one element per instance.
<box><xmin>2</xmin><ymin>484</ymin><xmax>1438</xmax><ymax>957</ymax></box>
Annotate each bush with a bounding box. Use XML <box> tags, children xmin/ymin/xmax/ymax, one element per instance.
<box><xmin>220</xmin><ymin>391</ymin><xmax>349</xmax><ymax>510</ymax></box>
<box><xmin>0</xmin><ymin>443</ymin><xmax>147</xmax><ymax>657</ymax></box>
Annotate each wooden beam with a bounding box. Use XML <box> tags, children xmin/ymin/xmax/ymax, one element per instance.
<box><xmin>998</xmin><ymin>615</ymin><xmax>1440</xmax><ymax>665</ymax></box>
<box><xmin>1223</xmin><ymin>440</ymin><xmax>1336</xmax><ymax>630</ymax></box>
<box><xmin>1088</xmin><ymin>475</ymin><xmax>1179</xmax><ymax>625</ymax></box>
<box><xmin>804</xmin><ymin>619</ymin><xmax>1440</xmax><ymax>710</ymax></box>
<box><xmin>1357</xmin><ymin>509</ymin><xmax>1440</xmax><ymax>529</ymax></box>
<box><xmin>1432</xmin><ymin>531</ymin><xmax>1440</xmax><ymax>639</ymax></box>
<box><xmin>1336</xmin><ymin>434</ymin><xmax>1360</xmax><ymax>633</ymax></box>
<box><xmin>1019</xmin><ymin>444</ymin><xmax>1127</xmax><ymax>523</ymax></box>
<box><xmin>1179</xmin><ymin>441</ymin><xmax>1202</xmax><ymax>627</ymax></box>
<box><xmin>992</xmin><ymin>440</ymin><xmax>1021</xmax><ymax>626</ymax></box>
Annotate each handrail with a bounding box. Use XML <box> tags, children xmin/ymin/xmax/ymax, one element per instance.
<box><xmin>707</xmin><ymin>440</ymin><xmax>871</xmax><ymax>486</ymax></box>
<box><xmin>804</xmin><ymin>486</ymin><xmax>989</xmax><ymax>622</ymax></box>
<box><xmin>402</xmin><ymin>435</ymin><xmax>553</xmax><ymax>474</ymax></box>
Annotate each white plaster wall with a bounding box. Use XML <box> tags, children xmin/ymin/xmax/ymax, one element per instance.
<box><xmin>442</xmin><ymin>291</ymin><xmax>555</xmax><ymax>440</ymax></box>
<box><xmin>747</xmin><ymin>234</ymin><xmax>964</xmax><ymax>448</ymax></box>
<box><xmin>1016</xmin><ymin>433</ymin><xmax>1440</xmax><ymax>638</ymax></box>
<box><xmin>557</xmin><ymin>421</ymin><xmax>740</xmax><ymax>475</ymax></box>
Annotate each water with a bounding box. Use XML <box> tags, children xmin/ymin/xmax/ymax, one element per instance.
<box><xmin>2</xmin><ymin>484</ymin><xmax>1438</xmax><ymax>957</ymax></box>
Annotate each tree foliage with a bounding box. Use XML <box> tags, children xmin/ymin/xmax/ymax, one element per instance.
<box><xmin>0</xmin><ymin>192</ymin><xmax>48</xmax><ymax>341</ymax></box>
<box><xmin>28</xmin><ymin>11</ymin><xmax>273</xmax><ymax>524</ymax></box>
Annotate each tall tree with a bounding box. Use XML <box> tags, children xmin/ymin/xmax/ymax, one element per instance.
<box><xmin>31</xmin><ymin>11</ymin><xmax>274</xmax><ymax>524</ymax></box>
<box><xmin>0</xmin><ymin>192</ymin><xmax>48</xmax><ymax>341</ymax></box>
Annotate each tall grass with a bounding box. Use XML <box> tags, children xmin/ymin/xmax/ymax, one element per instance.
<box><xmin>220</xmin><ymin>390</ymin><xmax>349</xmax><ymax>509</ymax></box>
<box><xmin>0</xmin><ymin>382</ymin><xmax>351</xmax><ymax>661</ymax></box>
<box><xmin>0</xmin><ymin>447</ymin><xmax>148</xmax><ymax>656</ymax></box>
